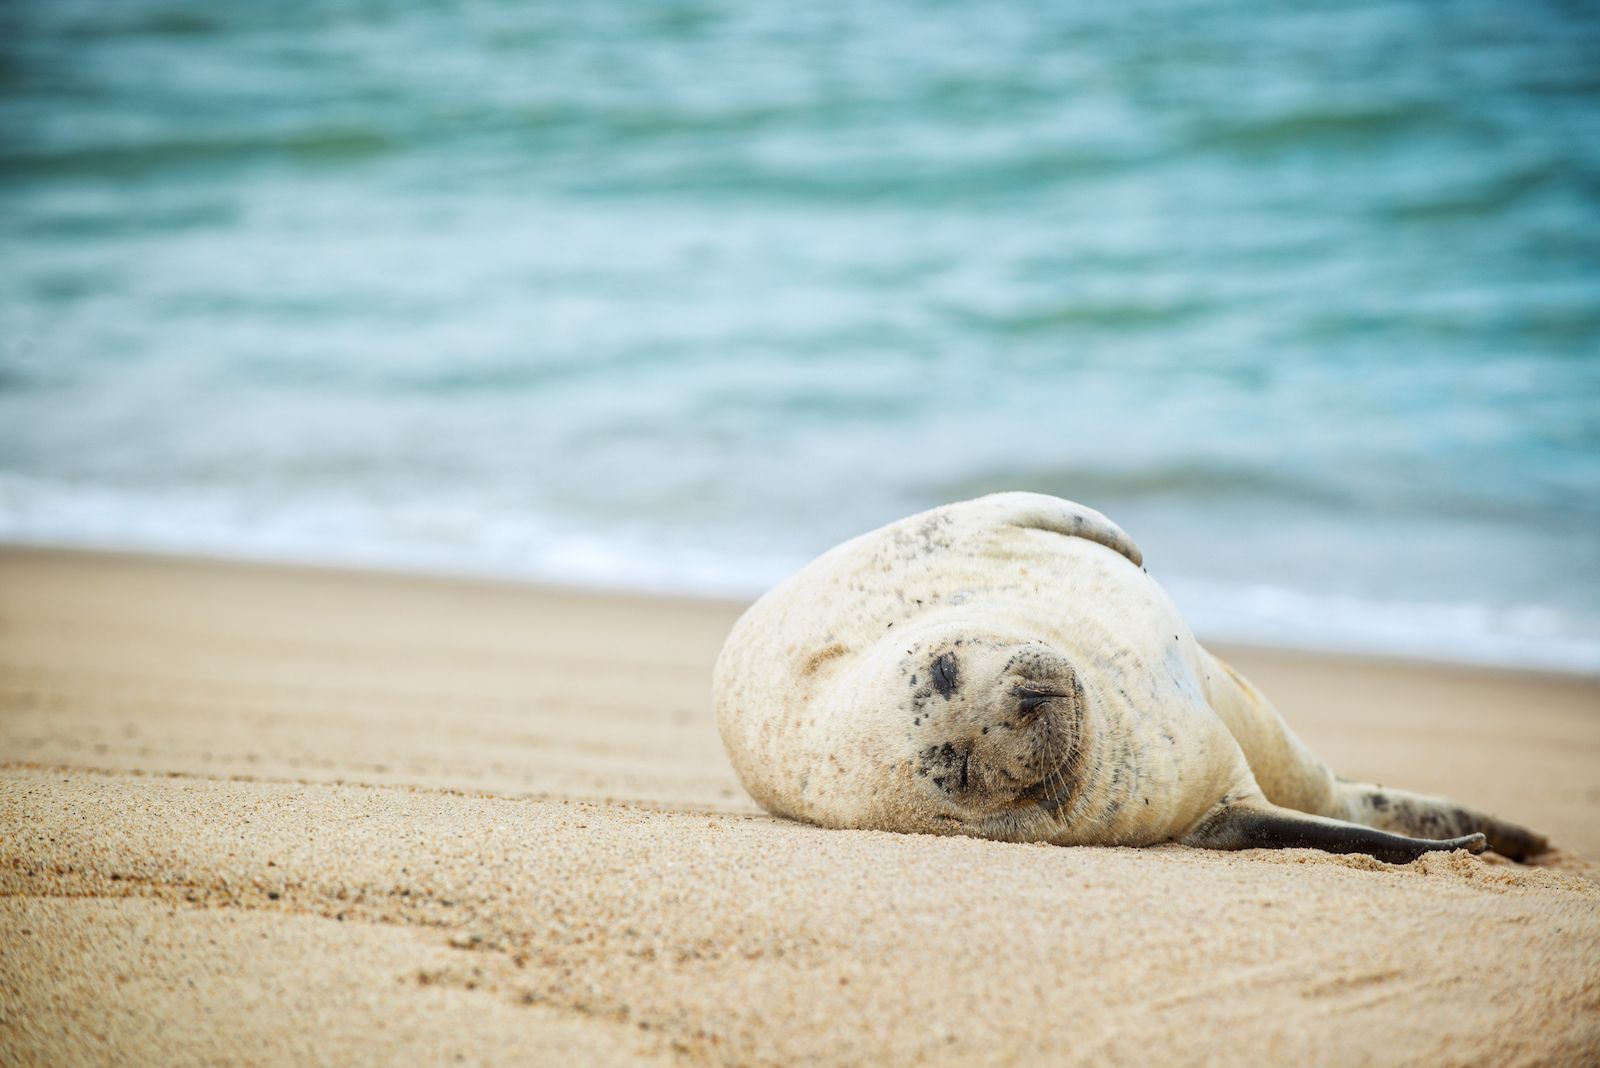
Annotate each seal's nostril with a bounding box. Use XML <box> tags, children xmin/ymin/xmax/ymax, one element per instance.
<box><xmin>1014</xmin><ymin>686</ymin><xmax>1066</xmax><ymax>716</ymax></box>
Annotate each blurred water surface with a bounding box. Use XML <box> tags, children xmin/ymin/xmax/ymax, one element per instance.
<box><xmin>3</xmin><ymin>0</ymin><xmax>1599</xmax><ymax>669</ymax></box>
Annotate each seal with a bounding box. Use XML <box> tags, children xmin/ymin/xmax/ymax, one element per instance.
<box><xmin>713</xmin><ymin>492</ymin><xmax>1548</xmax><ymax>863</ymax></box>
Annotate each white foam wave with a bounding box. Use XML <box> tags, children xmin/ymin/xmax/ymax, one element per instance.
<box><xmin>1162</xmin><ymin>577</ymin><xmax>1600</xmax><ymax>676</ymax></box>
<box><xmin>2</xmin><ymin>478</ymin><xmax>1597</xmax><ymax>675</ymax></box>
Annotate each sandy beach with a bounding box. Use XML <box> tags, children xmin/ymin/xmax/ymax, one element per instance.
<box><xmin>3</xmin><ymin>547</ymin><xmax>1598</xmax><ymax>1066</ymax></box>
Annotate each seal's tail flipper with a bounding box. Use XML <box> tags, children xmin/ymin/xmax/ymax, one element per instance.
<box><xmin>1181</xmin><ymin>799</ymin><xmax>1486</xmax><ymax>864</ymax></box>
<box><xmin>1337</xmin><ymin>782</ymin><xmax>1549</xmax><ymax>862</ymax></box>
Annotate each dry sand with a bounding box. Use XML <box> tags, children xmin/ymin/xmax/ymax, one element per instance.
<box><xmin>2</xmin><ymin>547</ymin><xmax>1598</xmax><ymax>1066</ymax></box>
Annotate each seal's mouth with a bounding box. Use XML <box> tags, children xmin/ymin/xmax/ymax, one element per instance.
<box><xmin>1011</xmin><ymin>760</ymin><xmax>1076</xmax><ymax>813</ymax></box>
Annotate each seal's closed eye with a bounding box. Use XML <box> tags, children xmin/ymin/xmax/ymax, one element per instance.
<box><xmin>931</xmin><ymin>653</ymin><xmax>960</xmax><ymax>698</ymax></box>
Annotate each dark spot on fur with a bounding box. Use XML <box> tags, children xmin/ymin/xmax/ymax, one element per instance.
<box><xmin>800</xmin><ymin>643</ymin><xmax>849</xmax><ymax>676</ymax></box>
<box><xmin>1370</xmin><ymin>792</ymin><xmax>1389</xmax><ymax>811</ymax></box>
<box><xmin>917</xmin><ymin>742</ymin><xmax>965</xmax><ymax>791</ymax></box>
<box><xmin>1411</xmin><ymin>807</ymin><xmax>1451</xmax><ymax>835</ymax></box>
<box><xmin>931</xmin><ymin>653</ymin><xmax>960</xmax><ymax>698</ymax></box>
<box><xmin>909</xmin><ymin>675</ymin><xmax>918</xmax><ymax>686</ymax></box>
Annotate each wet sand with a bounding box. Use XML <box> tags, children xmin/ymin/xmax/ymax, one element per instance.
<box><xmin>3</xmin><ymin>547</ymin><xmax>1598</xmax><ymax>1065</ymax></box>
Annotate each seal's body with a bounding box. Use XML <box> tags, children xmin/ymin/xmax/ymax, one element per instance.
<box><xmin>714</xmin><ymin>493</ymin><xmax>1546</xmax><ymax>863</ymax></box>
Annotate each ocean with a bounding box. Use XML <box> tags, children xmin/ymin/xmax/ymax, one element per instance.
<box><xmin>2</xmin><ymin>0</ymin><xmax>1598</xmax><ymax>671</ymax></box>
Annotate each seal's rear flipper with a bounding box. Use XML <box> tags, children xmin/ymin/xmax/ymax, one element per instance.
<box><xmin>1182</xmin><ymin>800</ymin><xmax>1487</xmax><ymax>864</ymax></box>
<box><xmin>1337</xmin><ymin>782</ymin><xmax>1548</xmax><ymax>862</ymax></box>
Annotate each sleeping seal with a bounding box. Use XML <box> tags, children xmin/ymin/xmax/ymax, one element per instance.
<box><xmin>713</xmin><ymin>492</ymin><xmax>1548</xmax><ymax>863</ymax></box>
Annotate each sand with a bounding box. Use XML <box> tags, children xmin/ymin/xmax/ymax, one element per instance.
<box><xmin>2</xmin><ymin>547</ymin><xmax>1598</xmax><ymax>1066</ymax></box>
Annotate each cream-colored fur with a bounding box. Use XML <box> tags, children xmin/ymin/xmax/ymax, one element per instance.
<box><xmin>713</xmin><ymin>493</ymin><xmax>1546</xmax><ymax>862</ymax></box>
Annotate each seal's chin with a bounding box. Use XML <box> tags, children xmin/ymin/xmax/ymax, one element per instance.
<box><xmin>970</xmin><ymin>783</ymin><xmax>1075</xmax><ymax>842</ymax></box>
<box><xmin>942</xmin><ymin>746</ymin><xmax>1082</xmax><ymax>844</ymax></box>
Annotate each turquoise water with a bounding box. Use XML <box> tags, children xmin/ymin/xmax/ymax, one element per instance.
<box><xmin>3</xmin><ymin>1</ymin><xmax>1599</xmax><ymax>669</ymax></box>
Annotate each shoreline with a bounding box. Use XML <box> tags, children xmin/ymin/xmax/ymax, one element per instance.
<box><xmin>3</xmin><ymin>539</ymin><xmax>1596</xmax><ymax>682</ymax></box>
<box><xmin>3</xmin><ymin>546</ymin><xmax>1598</xmax><ymax>1065</ymax></box>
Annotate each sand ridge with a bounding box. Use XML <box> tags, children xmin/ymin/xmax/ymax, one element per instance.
<box><xmin>7</xmin><ymin>767</ymin><xmax>1599</xmax><ymax>1066</ymax></box>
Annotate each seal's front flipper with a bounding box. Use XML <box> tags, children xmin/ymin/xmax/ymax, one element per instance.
<box><xmin>987</xmin><ymin>492</ymin><xmax>1144</xmax><ymax>567</ymax></box>
<box><xmin>1181</xmin><ymin>800</ymin><xmax>1486</xmax><ymax>864</ymax></box>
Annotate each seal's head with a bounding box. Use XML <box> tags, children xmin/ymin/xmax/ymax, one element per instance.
<box><xmin>767</xmin><ymin>622</ymin><xmax>1096</xmax><ymax>842</ymax></box>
